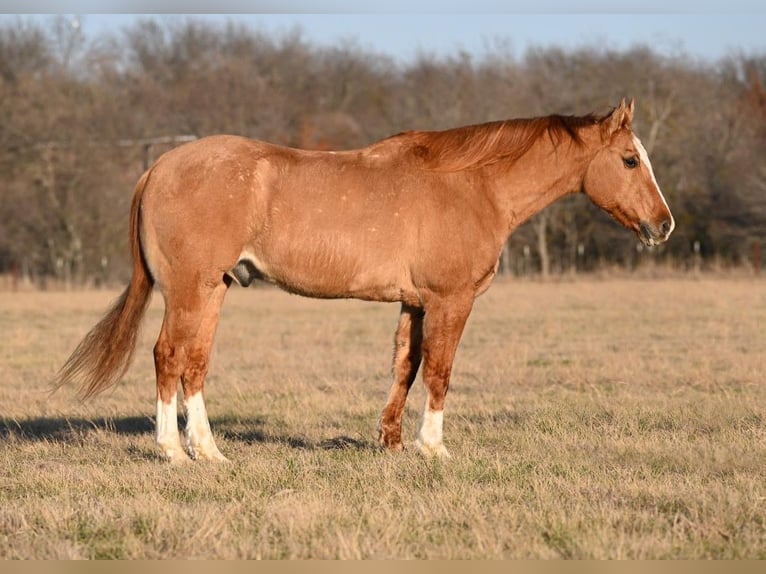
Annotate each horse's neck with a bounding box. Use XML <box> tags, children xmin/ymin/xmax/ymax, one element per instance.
<box><xmin>485</xmin><ymin>138</ymin><xmax>594</xmax><ymax>234</ymax></box>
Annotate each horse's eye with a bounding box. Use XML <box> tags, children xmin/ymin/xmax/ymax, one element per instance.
<box><xmin>623</xmin><ymin>156</ymin><xmax>639</xmax><ymax>169</ymax></box>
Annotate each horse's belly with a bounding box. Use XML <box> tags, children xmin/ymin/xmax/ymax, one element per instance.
<box><xmin>238</xmin><ymin>240</ymin><xmax>415</xmax><ymax>304</ymax></box>
<box><xmin>274</xmin><ymin>259</ymin><xmax>410</xmax><ymax>303</ymax></box>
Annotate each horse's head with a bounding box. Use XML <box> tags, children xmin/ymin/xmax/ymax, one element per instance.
<box><xmin>583</xmin><ymin>99</ymin><xmax>674</xmax><ymax>247</ymax></box>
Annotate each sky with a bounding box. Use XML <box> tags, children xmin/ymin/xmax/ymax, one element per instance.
<box><xmin>2</xmin><ymin>4</ymin><xmax>765</xmax><ymax>64</ymax></box>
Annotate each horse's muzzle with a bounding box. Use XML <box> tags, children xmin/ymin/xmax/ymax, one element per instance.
<box><xmin>639</xmin><ymin>219</ymin><xmax>674</xmax><ymax>247</ymax></box>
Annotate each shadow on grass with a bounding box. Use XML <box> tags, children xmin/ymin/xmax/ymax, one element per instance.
<box><xmin>0</xmin><ymin>415</ymin><xmax>154</xmax><ymax>442</ymax></box>
<box><xmin>0</xmin><ymin>415</ymin><xmax>375</xmax><ymax>452</ymax></box>
<box><xmin>219</xmin><ymin>423</ymin><xmax>373</xmax><ymax>452</ymax></box>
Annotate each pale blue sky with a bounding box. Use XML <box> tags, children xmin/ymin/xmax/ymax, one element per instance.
<box><xmin>3</xmin><ymin>10</ymin><xmax>765</xmax><ymax>63</ymax></box>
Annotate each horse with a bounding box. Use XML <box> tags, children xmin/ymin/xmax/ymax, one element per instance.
<box><xmin>54</xmin><ymin>99</ymin><xmax>674</xmax><ymax>462</ymax></box>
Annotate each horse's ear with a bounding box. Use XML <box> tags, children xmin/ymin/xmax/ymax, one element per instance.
<box><xmin>603</xmin><ymin>98</ymin><xmax>634</xmax><ymax>137</ymax></box>
<box><xmin>625</xmin><ymin>98</ymin><xmax>635</xmax><ymax>125</ymax></box>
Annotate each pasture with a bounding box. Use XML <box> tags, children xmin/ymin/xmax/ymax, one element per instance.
<box><xmin>1</xmin><ymin>277</ymin><xmax>764</xmax><ymax>559</ymax></box>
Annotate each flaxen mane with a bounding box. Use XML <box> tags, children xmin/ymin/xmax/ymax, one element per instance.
<box><xmin>396</xmin><ymin>113</ymin><xmax>604</xmax><ymax>172</ymax></box>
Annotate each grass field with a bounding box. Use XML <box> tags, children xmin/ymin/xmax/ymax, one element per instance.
<box><xmin>1</xmin><ymin>277</ymin><xmax>765</xmax><ymax>559</ymax></box>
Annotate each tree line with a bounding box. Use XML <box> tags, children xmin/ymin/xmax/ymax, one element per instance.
<box><xmin>1</xmin><ymin>16</ymin><xmax>764</xmax><ymax>287</ymax></box>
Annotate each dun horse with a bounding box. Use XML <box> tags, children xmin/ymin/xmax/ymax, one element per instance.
<box><xmin>55</xmin><ymin>99</ymin><xmax>674</xmax><ymax>462</ymax></box>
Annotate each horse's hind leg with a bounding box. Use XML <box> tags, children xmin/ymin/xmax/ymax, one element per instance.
<box><xmin>154</xmin><ymin>302</ymin><xmax>196</xmax><ymax>463</ymax></box>
<box><xmin>154</xmin><ymin>279</ymin><xmax>227</xmax><ymax>463</ymax></box>
<box><xmin>378</xmin><ymin>304</ymin><xmax>424</xmax><ymax>450</ymax></box>
<box><xmin>180</xmin><ymin>281</ymin><xmax>229</xmax><ymax>461</ymax></box>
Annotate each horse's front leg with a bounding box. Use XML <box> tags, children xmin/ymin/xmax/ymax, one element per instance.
<box><xmin>378</xmin><ymin>304</ymin><xmax>424</xmax><ymax>450</ymax></box>
<box><xmin>415</xmin><ymin>294</ymin><xmax>473</xmax><ymax>459</ymax></box>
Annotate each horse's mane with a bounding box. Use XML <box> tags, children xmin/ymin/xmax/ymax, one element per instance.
<box><xmin>388</xmin><ymin>113</ymin><xmax>605</xmax><ymax>172</ymax></box>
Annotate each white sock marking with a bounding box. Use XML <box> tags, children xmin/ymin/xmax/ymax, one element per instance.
<box><xmin>418</xmin><ymin>408</ymin><xmax>444</xmax><ymax>447</ymax></box>
<box><xmin>184</xmin><ymin>392</ymin><xmax>227</xmax><ymax>461</ymax></box>
<box><xmin>415</xmin><ymin>404</ymin><xmax>450</xmax><ymax>458</ymax></box>
<box><xmin>156</xmin><ymin>393</ymin><xmax>186</xmax><ymax>462</ymax></box>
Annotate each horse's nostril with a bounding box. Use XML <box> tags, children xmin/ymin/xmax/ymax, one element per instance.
<box><xmin>660</xmin><ymin>219</ymin><xmax>672</xmax><ymax>236</ymax></box>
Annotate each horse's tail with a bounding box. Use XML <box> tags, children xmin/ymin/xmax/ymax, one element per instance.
<box><xmin>53</xmin><ymin>169</ymin><xmax>155</xmax><ymax>400</ymax></box>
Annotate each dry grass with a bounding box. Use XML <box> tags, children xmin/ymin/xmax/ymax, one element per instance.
<box><xmin>1</xmin><ymin>277</ymin><xmax>765</xmax><ymax>559</ymax></box>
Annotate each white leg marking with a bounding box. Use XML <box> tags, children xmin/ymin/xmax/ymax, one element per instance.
<box><xmin>156</xmin><ymin>394</ymin><xmax>188</xmax><ymax>464</ymax></box>
<box><xmin>633</xmin><ymin>135</ymin><xmax>675</xmax><ymax>234</ymax></box>
<box><xmin>184</xmin><ymin>392</ymin><xmax>228</xmax><ymax>462</ymax></box>
<box><xmin>415</xmin><ymin>403</ymin><xmax>451</xmax><ymax>459</ymax></box>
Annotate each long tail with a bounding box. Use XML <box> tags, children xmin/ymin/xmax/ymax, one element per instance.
<box><xmin>53</xmin><ymin>169</ymin><xmax>155</xmax><ymax>400</ymax></box>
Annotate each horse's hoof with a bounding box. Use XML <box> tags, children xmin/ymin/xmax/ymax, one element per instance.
<box><xmin>161</xmin><ymin>447</ymin><xmax>191</xmax><ymax>464</ymax></box>
<box><xmin>414</xmin><ymin>439</ymin><xmax>452</xmax><ymax>459</ymax></box>
<box><xmin>189</xmin><ymin>446</ymin><xmax>230</xmax><ymax>462</ymax></box>
<box><xmin>378</xmin><ymin>434</ymin><xmax>405</xmax><ymax>452</ymax></box>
